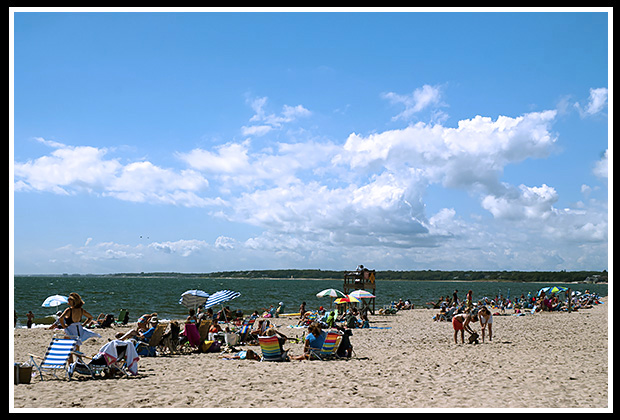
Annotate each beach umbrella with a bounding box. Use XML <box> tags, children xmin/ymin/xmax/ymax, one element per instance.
<box><xmin>334</xmin><ymin>295</ymin><xmax>361</xmax><ymax>304</ymax></box>
<box><xmin>316</xmin><ymin>288</ymin><xmax>346</xmax><ymax>309</ymax></box>
<box><xmin>41</xmin><ymin>294</ymin><xmax>68</xmax><ymax>308</ymax></box>
<box><xmin>179</xmin><ymin>289</ymin><xmax>210</xmax><ymax>309</ymax></box>
<box><xmin>316</xmin><ymin>288</ymin><xmax>346</xmax><ymax>298</ymax></box>
<box><xmin>204</xmin><ymin>290</ymin><xmax>241</xmax><ymax>323</ymax></box>
<box><xmin>538</xmin><ymin>286</ymin><xmax>568</xmax><ymax>296</ymax></box>
<box><xmin>349</xmin><ymin>289</ymin><xmax>376</xmax><ymax>299</ymax></box>
<box><xmin>204</xmin><ymin>290</ymin><xmax>241</xmax><ymax>310</ymax></box>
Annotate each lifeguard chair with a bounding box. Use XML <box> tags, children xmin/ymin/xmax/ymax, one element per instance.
<box><xmin>343</xmin><ymin>265</ymin><xmax>376</xmax><ymax>314</ymax></box>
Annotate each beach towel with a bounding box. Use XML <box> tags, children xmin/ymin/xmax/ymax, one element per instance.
<box><xmin>182</xmin><ymin>323</ymin><xmax>201</xmax><ymax>347</ymax></box>
<box><xmin>64</xmin><ymin>323</ymin><xmax>101</xmax><ymax>346</ymax></box>
<box><xmin>98</xmin><ymin>339</ymin><xmax>139</xmax><ymax>375</ymax></box>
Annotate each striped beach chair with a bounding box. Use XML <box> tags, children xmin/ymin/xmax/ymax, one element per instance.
<box><xmin>310</xmin><ymin>331</ymin><xmax>343</xmax><ymax>360</ymax></box>
<box><xmin>29</xmin><ymin>337</ymin><xmax>78</xmax><ymax>381</ymax></box>
<box><xmin>258</xmin><ymin>335</ymin><xmax>289</xmax><ymax>362</ymax></box>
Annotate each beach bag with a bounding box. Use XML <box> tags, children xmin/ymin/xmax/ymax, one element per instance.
<box><xmin>200</xmin><ymin>340</ymin><xmax>222</xmax><ymax>353</ymax></box>
<box><xmin>136</xmin><ymin>342</ymin><xmax>157</xmax><ymax>356</ymax></box>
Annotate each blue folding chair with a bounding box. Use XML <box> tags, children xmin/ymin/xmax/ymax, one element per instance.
<box><xmin>29</xmin><ymin>337</ymin><xmax>78</xmax><ymax>381</ymax></box>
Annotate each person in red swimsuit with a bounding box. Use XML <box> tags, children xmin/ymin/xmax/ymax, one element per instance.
<box><xmin>452</xmin><ymin>312</ymin><xmax>477</xmax><ymax>344</ymax></box>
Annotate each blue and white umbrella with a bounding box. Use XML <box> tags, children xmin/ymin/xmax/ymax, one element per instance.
<box><xmin>42</xmin><ymin>294</ymin><xmax>69</xmax><ymax>308</ymax></box>
<box><xmin>204</xmin><ymin>290</ymin><xmax>241</xmax><ymax>310</ymax></box>
<box><xmin>179</xmin><ymin>289</ymin><xmax>210</xmax><ymax>309</ymax></box>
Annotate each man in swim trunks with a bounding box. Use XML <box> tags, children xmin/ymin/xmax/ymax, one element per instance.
<box><xmin>452</xmin><ymin>312</ymin><xmax>477</xmax><ymax>344</ymax></box>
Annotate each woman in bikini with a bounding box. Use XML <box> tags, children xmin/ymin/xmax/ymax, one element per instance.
<box><xmin>58</xmin><ymin>292</ymin><xmax>100</xmax><ymax>356</ymax></box>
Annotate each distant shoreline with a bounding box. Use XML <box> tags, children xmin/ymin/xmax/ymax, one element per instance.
<box><xmin>13</xmin><ymin>269</ymin><xmax>608</xmax><ymax>284</ymax></box>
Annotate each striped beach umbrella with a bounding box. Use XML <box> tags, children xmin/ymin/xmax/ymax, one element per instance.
<box><xmin>349</xmin><ymin>289</ymin><xmax>376</xmax><ymax>299</ymax></box>
<box><xmin>204</xmin><ymin>290</ymin><xmax>241</xmax><ymax>310</ymax></box>
<box><xmin>179</xmin><ymin>290</ymin><xmax>210</xmax><ymax>309</ymax></box>
<box><xmin>316</xmin><ymin>288</ymin><xmax>346</xmax><ymax>298</ymax></box>
<box><xmin>334</xmin><ymin>295</ymin><xmax>361</xmax><ymax>304</ymax></box>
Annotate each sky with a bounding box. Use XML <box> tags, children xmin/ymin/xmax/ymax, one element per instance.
<box><xmin>10</xmin><ymin>9</ymin><xmax>611</xmax><ymax>274</ymax></box>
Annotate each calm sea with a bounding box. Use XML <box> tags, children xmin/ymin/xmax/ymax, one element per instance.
<box><xmin>12</xmin><ymin>275</ymin><xmax>608</xmax><ymax>328</ymax></box>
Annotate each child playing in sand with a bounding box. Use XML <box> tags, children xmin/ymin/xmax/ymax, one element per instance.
<box><xmin>452</xmin><ymin>312</ymin><xmax>477</xmax><ymax>344</ymax></box>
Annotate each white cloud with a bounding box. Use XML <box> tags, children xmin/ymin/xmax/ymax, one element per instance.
<box><xmin>593</xmin><ymin>149</ymin><xmax>608</xmax><ymax>179</ymax></box>
<box><xmin>58</xmin><ymin>241</ymin><xmax>144</xmax><ymax>262</ymax></box>
<box><xmin>14</xmin><ymin>86</ymin><xmax>608</xmax><ymax>271</ymax></box>
<box><xmin>149</xmin><ymin>239</ymin><xmax>209</xmax><ymax>257</ymax></box>
<box><xmin>382</xmin><ymin>84</ymin><xmax>444</xmax><ymax>121</ymax></box>
<box><xmin>243</xmin><ymin>96</ymin><xmax>311</xmax><ymax>136</ymax></box>
<box><xmin>335</xmin><ymin>110</ymin><xmax>558</xmax><ymax>194</ymax></box>
<box><xmin>176</xmin><ymin>141</ymin><xmax>250</xmax><ymax>173</ymax></box>
<box><xmin>15</xmin><ymin>140</ymin><xmax>213</xmax><ymax>207</ymax></box>
<box><xmin>241</xmin><ymin>125</ymin><xmax>272</xmax><ymax>137</ymax></box>
<box><xmin>14</xmin><ymin>143</ymin><xmax>121</xmax><ymax>195</ymax></box>
<box><xmin>574</xmin><ymin>87</ymin><xmax>608</xmax><ymax>117</ymax></box>
<box><xmin>481</xmin><ymin>184</ymin><xmax>559</xmax><ymax>221</ymax></box>
<box><xmin>214</xmin><ymin>236</ymin><xmax>236</xmax><ymax>250</ymax></box>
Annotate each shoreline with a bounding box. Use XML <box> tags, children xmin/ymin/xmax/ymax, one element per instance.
<box><xmin>12</xmin><ymin>297</ymin><xmax>609</xmax><ymax>410</ymax></box>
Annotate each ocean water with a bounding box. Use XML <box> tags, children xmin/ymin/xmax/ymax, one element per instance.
<box><xmin>12</xmin><ymin>275</ymin><xmax>608</xmax><ymax>328</ymax></box>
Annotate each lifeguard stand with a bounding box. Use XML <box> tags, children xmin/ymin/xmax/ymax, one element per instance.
<box><xmin>343</xmin><ymin>267</ymin><xmax>376</xmax><ymax>314</ymax></box>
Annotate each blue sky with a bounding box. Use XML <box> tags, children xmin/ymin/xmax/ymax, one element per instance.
<box><xmin>11</xmin><ymin>10</ymin><xmax>610</xmax><ymax>274</ymax></box>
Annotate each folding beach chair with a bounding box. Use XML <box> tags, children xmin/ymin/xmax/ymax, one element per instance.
<box><xmin>114</xmin><ymin>308</ymin><xmax>129</xmax><ymax>325</ymax></box>
<box><xmin>29</xmin><ymin>337</ymin><xmax>78</xmax><ymax>381</ymax></box>
<box><xmin>238</xmin><ymin>322</ymin><xmax>253</xmax><ymax>344</ymax></box>
<box><xmin>198</xmin><ymin>319</ymin><xmax>212</xmax><ymax>343</ymax></box>
<box><xmin>135</xmin><ymin>322</ymin><xmax>167</xmax><ymax>356</ymax></box>
<box><xmin>160</xmin><ymin>321</ymin><xmax>181</xmax><ymax>354</ymax></box>
<box><xmin>70</xmin><ymin>341</ymin><xmax>133</xmax><ymax>379</ymax></box>
<box><xmin>258</xmin><ymin>335</ymin><xmax>289</xmax><ymax>362</ymax></box>
<box><xmin>309</xmin><ymin>331</ymin><xmax>343</xmax><ymax>361</ymax></box>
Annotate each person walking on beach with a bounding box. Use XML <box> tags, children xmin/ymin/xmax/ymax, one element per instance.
<box><xmin>26</xmin><ymin>311</ymin><xmax>35</xmax><ymax>328</ymax></box>
<box><xmin>466</xmin><ymin>290</ymin><xmax>473</xmax><ymax>310</ymax></box>
<box><xmin>452</xmin><ymin>312</ymin><xmax>476</xmax><ymax>344</ymax></box>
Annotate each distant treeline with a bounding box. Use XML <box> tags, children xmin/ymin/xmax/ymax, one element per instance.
<box><xmin>111</xmin><ymin>269</ymin><xmax>607</xmax><ymax>283</ymax></box>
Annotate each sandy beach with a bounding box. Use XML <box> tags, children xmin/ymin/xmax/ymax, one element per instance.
<box><xmin>12</xmin><ymin>298</ymin><xmax>609</xmax><ymax>411</ymax></box>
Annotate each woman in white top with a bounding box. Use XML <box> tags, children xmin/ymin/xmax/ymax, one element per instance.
<box><xmin>478</xmin><ymin>306</ymin><xmax>493</xmax><ymax>342</ymax></box>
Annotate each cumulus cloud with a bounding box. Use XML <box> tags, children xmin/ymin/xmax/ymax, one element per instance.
<box><xmin>481</xmin><ymin>184</ymin><xmax>559</xmax><ymax>220</ymax></box>
<box><xmin>14</xmin><ymin>144</ymin><xmax>121</xmax><ymax>195</ymax></box>
<box><xmin>214</xmin><ymin>236</ymin><xmax>236</xmax><ymax>250</ymax></box>
<box><xmin>14</xmin><ymin>139</ymin><xmax>213</xmax><ymax>207</ymax></box>
<box><xmin>14</xmin><ymin>86</ymin><xmax>609</xmax><ymax>270</ymax></box>
<box><xmin>335</xmin><ymin>110</ymin><xmax>558</xmax><ymax>194</ymax></box>
<box><xmin>176</xmin><ymin>141</ymin><xmax>250</xmax><ymax>173</ymax></box>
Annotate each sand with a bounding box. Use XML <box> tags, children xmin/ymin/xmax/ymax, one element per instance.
<box><xmin>11</xmin><ymin>298</ymin><xmax>610</xmax><ymax>411</ymax></box>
